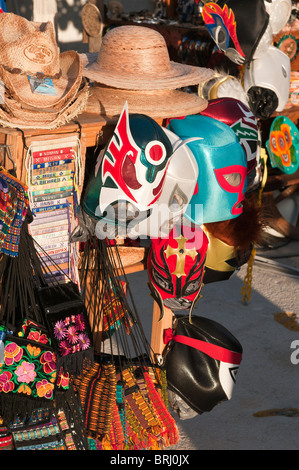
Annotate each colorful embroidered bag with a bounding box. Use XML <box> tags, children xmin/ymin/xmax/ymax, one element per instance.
<box><xmin>36</xmin><ymin>281</ymin><xmax>94</xmax><ymax>374</ymax></box>
<box><xmin>0</xmin><ymin>325</ymin><xmax>57</xmax><ymax>423</ymax></box>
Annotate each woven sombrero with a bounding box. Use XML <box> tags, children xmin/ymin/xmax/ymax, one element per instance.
<box><xmin>82</xmin><ymin>25</ymin><xmax>215</xmax><ymax>90</ymax></box>
<box><xmin>85</xmin><ymin>84</ymin><xmax>209</xmax><ymax>119</ymax></box>
<box><xmin>0</xmin><ymin>13</ymin><xmax>85</xmax><ymax>110</ymax></box>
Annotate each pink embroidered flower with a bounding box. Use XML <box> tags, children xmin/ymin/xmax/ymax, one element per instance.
<box><xmin>64</xmin><ymin>316</ymin><xmax>71</xmax><ymax>326</ymax></box>
<box><xmin>71</xmin><ymin>344</ymin><xmax>80</xmax><ymax>354</ymax></box>
<box><xmin>0</xmin><ymin>370</ymin><xmax>14</xmax><ymax>393</ymax></box>
<box><xmin>54</xmin><ymin>320</ymin><xmax>67</xmax><ymax>340</ymax></box>
<box><xmin>40</xmin><ymin>351</ymin><xmax>56</xmax><ymax>374</ymax></box>
<box><xmin>57</xmin><ymin>370</ymin><xmax>69</xmax><ymax>389</ymax></box>
<box><xmin>66</xmin><ymin>325</ymin><xmax>78</xmax><ymax>344</ymax></box>
<box><xmin>4</xmin><ymin>342</ymin><xmax>23</xmax><ymax>366</ymax></box>
<box><xmin>28</xmin><ymin>330</ymin><xmax>49</xmax><ymax>345</ymax></box>
<box><xmin>59</xmin><ymin>340</ymin><xmax>72</xmax><ymax>357</ymax></box>
<box><xmin>78</xmin><ymin>333</ymin><xmax>91</xmax><ymax>351</ymax></box>
<box><xmin>75</xmin><ymin>313</ymin><xmax>85</xmax><ymax>332</ymax></box>
<box><xmin>36</xmin><ymin>379</ymin><xmax>54</xmax><ymax>399</ymax></box>
<box><xmin>15</xmin><ymin>361</ymin><xmax>36</xmax><ymax>384</ymax></box>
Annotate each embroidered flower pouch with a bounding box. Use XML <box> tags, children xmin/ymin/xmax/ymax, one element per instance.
<box><xmin>37</xmin><ymin>281</ymin><xmax>94</xmax><ymax>374</ymax></box>
<box><xmin>0</xmin><ymin>333</ymin><xmax>57</xmax><ymax>423</ymax></box>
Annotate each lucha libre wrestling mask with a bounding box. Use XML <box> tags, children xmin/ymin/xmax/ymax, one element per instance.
<box><xmin>147</xmin><ymin>225</ymin><xmax>209</xmax><ymax>319</ymax></box>
<box><xmin>202</xmin><ymin>228</ymin><xmax>252</xmax><ymax>284</ymax></box>
<box><xmin>128</xmin><ymin>127</ymin><xmax>199</xmax><ymax>239</ymax></box>
<box><xmin>266</xmin><ymin>115</ymin><xmax>299</xmax><ymax>175</ymax></box>
<box><xmin>168</xmin><ymin>114</ymin><xmax>248</xmax><ymax>225</ymax></box>
<box><xmin>243</xmin><ymin>45</ymin><xmax>291</xmax><ymax>119</ymax></box>
<box><xmin>200</xmin><ymin>97</ymin><xmax>260</xmax><ymax>189</ymax></box>
<box><xmin>264</xmin><ymin>0</ymin><xmax>292</xmax><ymax>35</ymax></box>
<box><xmin>164</xmin><ymin>314</ymin><xmax>243</xmax><ymax>415</ymax></box>
<box><xmin>202</xmin><ymin>0</ymin><xmax>270</xmax><ymax>65</ymax></box>
<box><xmin>82</xmin><ymin>103</ymin><xmax>173</xmax><ymax>232</ymax></box>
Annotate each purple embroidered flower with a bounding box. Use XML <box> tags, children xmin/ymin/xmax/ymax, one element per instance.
<box><xmin>75</xmin><ymin>313</ymin><xmax>86</xmax><ymax>332</ymax></box>
<box><xmin>66</xmin><ymin>325</ymin><xmax>78</xmax><ymax>344</ymax></box>
<box><xmin>54</xmin><ymin>320</ymin><xmax>67</xmax><ymax>340</ymax></box>
<box><xmin>78</xmin><ymin>333</ymin><xmax>91</xmax><ymax>351</ymax></box>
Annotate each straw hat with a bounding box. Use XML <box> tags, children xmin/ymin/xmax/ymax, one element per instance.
<box><xmin>0</xmin><ymin>13</ymin><xmax>86</xmax><ymax>111</ymax></box>
<box><xmin>85</xmin><ymin>84</ymin><xmax>209</xmax><ymax>119</ymax></box>
<box><xmin>0</xmin><ymin>13</ymin><xmax>60</xmax><ymax>77</ymax></box>
<box><xmin>0</xmin><ymin>80</ymin><xmax>89</xmax><ymax>129</ymax></box>
<box><xmin>82</xmin><ymin>25</ymin><xmax>215</xmax><ymax>90</ymax></box>
<box><xmin>0</xmin><ymin>13</ymin><xmax>89</xmax><ymax>128</ymax></box>
<box><xmin>1</xmin><ymin>50</ymin><xmax>84</xmax><ymax>110</ymax></box>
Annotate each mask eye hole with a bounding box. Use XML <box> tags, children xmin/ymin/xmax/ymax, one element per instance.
<box><xmin>223</xmin><ymin>173</ymin><xmax>242</xmax><ymax>187</ymax></box>
<box><xmin>168</xmin><ymin>185</ymin><xmax>188</xmax><ymax>212</ymax></box>
<box><xmin>282</xmin><ymin>126</ymin><xmax>292</xmax><ymax>147</ymax></box>
<box><xmin>170</xmin><ymin>193</ymin><xmax>184</xmax><ymax>211</ymax></box>
<box><xmin>151</xmin><ymin>267</ymin><xmax>172</xmax><ymax>293</ymax></box>
<box><xmin>183</xmin><ymin>278</ymin><xmax>201</xmax><ymax>295</ymax></box>
<box><xmin>214</xmin><ymin>25</ymin><xmax>228</xmax><ymax>50</ymax></box>
<box><xmin>271</xmin><ymin>135</ymin><xmax>278</xmax><ymax>151</ymax></box>
<box><xmin>126</xmin><ymin>202</ymin><xmax>139</xmax><ymax>220</ymax></box>
<box><xmin>277</xmin><ymin>133</ymin><xmax>287</xmax><ymax>151</ymax></box>
<box><xmin>145</xmin><ymin>140</ymin><xmax>167</xmax><ymax>166</ymax></box>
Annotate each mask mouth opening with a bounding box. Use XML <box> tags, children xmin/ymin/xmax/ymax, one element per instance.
<box><xmin>247</xmin><ymin>86</ymin><xmax>278</xmax><ymax>120</ymax></box>
<box><xmin>233</xmin><ymin>201</ymin><xmax>244</xmax><ymax>212</ymax></box>
<box><xmin>101</xmin><ymin>201</ymin><xmax>151</xmax><ymax>227</ymax></box>
<box><xmin>164</xmin><ymin>298</ymin><xmax>192</xmax><ymax>311</ymax></box>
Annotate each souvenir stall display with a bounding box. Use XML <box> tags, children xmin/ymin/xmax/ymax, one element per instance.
<box><xmin>0</xmin><ymin>0</ymin><xmax>297</xmax><ymax>451</ymax></box>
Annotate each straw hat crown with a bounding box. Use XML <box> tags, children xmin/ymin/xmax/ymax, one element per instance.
<box><xmin>98</xmin><ymin>26</ymin><xmax>171</xmax><ymax>76</ymax></box>
<box><xmin>83</xmin><ymin>25</ymin><xmax>215</xmax><ymax>90</ymax></box>
<box><xmin>0</xmin><ymin>13</ymin><xmax>60</xmax><ymax>77</ymax></box>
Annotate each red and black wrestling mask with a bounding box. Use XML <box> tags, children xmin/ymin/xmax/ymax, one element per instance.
<box><xmin>147</xmin><ymin>225</ymin><xmax>209</xmax><ymax>320</ymax></box>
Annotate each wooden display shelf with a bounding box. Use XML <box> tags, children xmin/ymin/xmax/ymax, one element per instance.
<box><xmin>274</xmin><ymin>105</ymin><xmax>299</xmax><ymax>124</ymax></box>
<box><xmin>0</xmin><ymin>113</ymin><xmax>117</xmax><ymax>183</ymax></box>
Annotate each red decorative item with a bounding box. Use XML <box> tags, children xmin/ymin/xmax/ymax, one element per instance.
<box><xmin>147</xmin><ymin>225</ymin><xmax>208</xmax><ymax>319</ymax></box>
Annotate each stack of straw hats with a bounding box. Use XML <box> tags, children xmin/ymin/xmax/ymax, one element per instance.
<box><xmin>82</xmin><ymin>25</ymin><xmax>215</xmax><ymax>119</ymax></box>
<box><xmin>0</xmin><ymin>13</ymin><xmax>89</xmax><ymax>129</ymax></box>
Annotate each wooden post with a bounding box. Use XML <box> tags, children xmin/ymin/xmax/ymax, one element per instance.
<box><xmin>81</xmin><ymin>1</ymin><xmax>104</xmax><ymax>52</ymax></box>
<box><xmin>163</xmin><ymin>0</ymin><xmax>177</xmax><ymax>18</ymax></box>
<box><xmin>32</xmin><ymin>0</ymin><xmax>57</xmax><ymax>23</ymax></box>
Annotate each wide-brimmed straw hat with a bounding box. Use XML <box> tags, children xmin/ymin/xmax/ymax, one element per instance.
<box><xmin>0</xmin><ymin>13</ymin><xmax>86</xmax><ymax>107</ymax></box>
<box><xmin>85</xmin><ymin>84</ymin><xmax>209</xmax><ymax>119</ymax></box>
<box><xmin>82</xmin><ymin>25</ymin><xmax>215</xmax><ymax>90</ymax></box>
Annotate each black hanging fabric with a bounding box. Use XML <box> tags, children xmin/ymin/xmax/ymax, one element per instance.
<box><xmin>0</xmin><ymin>212</ymin><xmax>92</xmax><ymax>428</ymax></box>
<box><xmin>75</xmin><ymin>236</ymin><xmax>179</xmax><ymax>449</ymax></box>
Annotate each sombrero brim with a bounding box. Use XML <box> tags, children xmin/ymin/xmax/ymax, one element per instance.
<box><xmin>85</xmin><ymin>85</ymin><xmax>208</xmax><ymax>119</ymax></box>
<box><xmin>81</xmin><ymin>52</ymin><xmax>215</xmax><ymax>91</ymax></box>
<box><xmin>0</xmin><ymin>80</ymin><xmax>89</xmax><ymax>129</ymax></box>
<box><xmin>1</xmin><ymin>51</ymin><xmax>83</xmax><ymax>109</ymax></box>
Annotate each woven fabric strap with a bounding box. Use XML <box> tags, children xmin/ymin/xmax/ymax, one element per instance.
<box><xmin>164</xmin><ymin>329</ymin><xmax>242</xmax><ymax>365</ymax></box>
